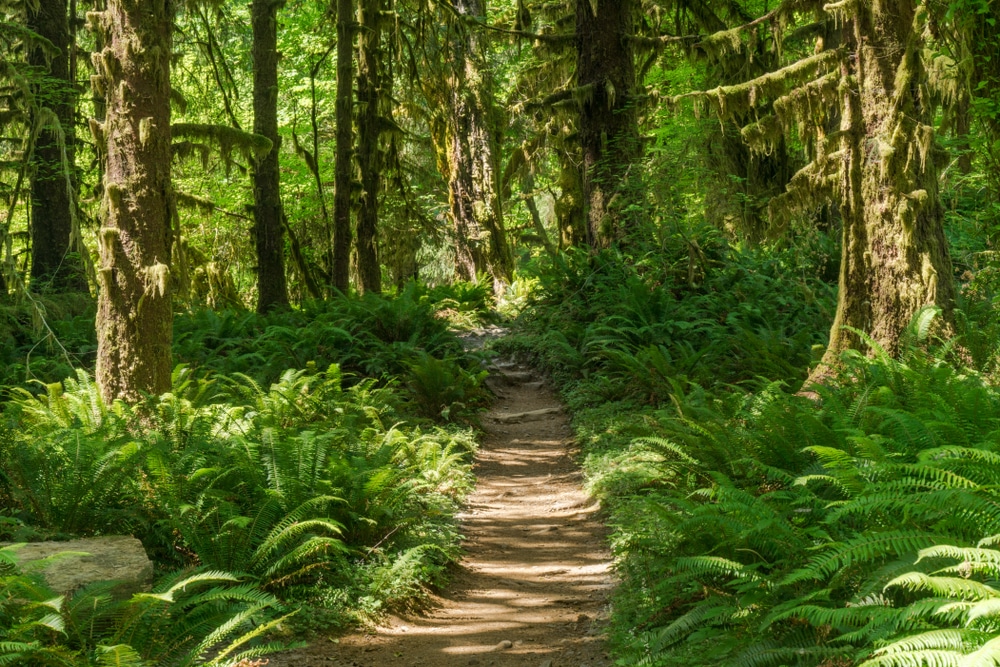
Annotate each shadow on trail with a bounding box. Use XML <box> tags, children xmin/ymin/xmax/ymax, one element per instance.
<box><xmin>274</xmin><ymin>359</ymin><xmax>614</xmax><ymax>667</ymax></box>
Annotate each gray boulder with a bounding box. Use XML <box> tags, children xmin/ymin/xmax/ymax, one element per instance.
<box><xmin>2</xmin><ymin>536</ymin><xmax>154</xmax><ymax>595</ymax></box>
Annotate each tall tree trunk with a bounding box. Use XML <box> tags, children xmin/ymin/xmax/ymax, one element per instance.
<box><xmin>92</xmin><ymin>0</ymin><xmax>173</xmax><ymax>403</ymax></box>
<box><xmin>27</xmin><ymin>0</ymin><xmax>87</xmax><ymax>291</ymax></box>
<box><xmin>355</xmin><ymin>0</ymin><xmax>382</xmax><ymax>294</ymax></box>
<box><xmin>809</xmin><ymin>5</ymin><xmax>955</xmax><ymax>384</ymax></box>
<box><xmin>251</xmin><ymin>0</ymin><xmax>290</xmax><ymax>312</ymax></box>
<box><xmin>332</xmin><ymin>0</ymin><xmax>353</xmax><ymax>294</ymax></box>
<box><xmin>575</xmin><ymin>0</ymin><xmax>638</xmax><ymax>247</ymax></box>
<box><xmin>444</xmin><ymin>0</ymin><xmax>513</xmax><ymax>290</ymax></box>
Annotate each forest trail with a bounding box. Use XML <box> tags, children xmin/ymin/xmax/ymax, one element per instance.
<box><xmin>276</xmin><ymin>354</ymin><xmax>614</xmax><ymax>667</ymax></box>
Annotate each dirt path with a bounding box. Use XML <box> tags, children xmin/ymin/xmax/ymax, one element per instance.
<box><xmin>277</xmin><ymin>358</ymin><xmax>614</xmax><ymax>667</ymax></box>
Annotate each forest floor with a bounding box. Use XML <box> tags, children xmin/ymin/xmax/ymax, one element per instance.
<box><xmin>273</xmin><ymin>349</ymin><xmax>615</xmax><ymax>667</ymax></box>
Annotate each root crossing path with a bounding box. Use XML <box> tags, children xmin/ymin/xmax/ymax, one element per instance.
<box><xmin>281</xmin><ymin>360</ymin><xmax>614</xmax><ymax>667</ymax></box>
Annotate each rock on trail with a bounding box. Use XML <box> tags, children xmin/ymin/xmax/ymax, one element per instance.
<box><xmin>274</xmin><ymin>356</ymin><xmax>615</xmax><ymax>667</ymax></box>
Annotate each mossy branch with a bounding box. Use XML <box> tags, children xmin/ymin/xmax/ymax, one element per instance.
<box><xmin>169</xmin><ymin>88</ymin><xmax>188</xmax><ymax>115</ymax></box>
<box><xmin>466</xmin><ymin>20</ymin><xmax>574</xmax><ymax>46</ymax></box>
<box><xmin>675</xmin><ymin>48</ymin><xmax>844</xmax><ymax>119</ymax></box>
<box><xmin>630</xmin><ymin>33</ymin><xmax>701</xmax><ymax>49</ymax></box>
<box><xmin>768</xmin><ymin>148</ymin><xmax>844</xmax><ymax>235</ymax></box>
<box><xmin>1</xmin><ymin>22</ymin><xmax>59</xmax><ymax>60</ymax></box>
<box><xmin>175</xmin><ymin>191</ymin><xmax>252</xmax><ymax>221</ymax></box>
<box><xmin>171</xmin><ymin>123</ymin><xmax>272</xmax><ymax>172</ymax></box>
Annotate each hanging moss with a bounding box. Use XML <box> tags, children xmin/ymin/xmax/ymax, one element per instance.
<box><xmin>173</xmin><ymin>191</ymin><xmax>215</xmax><ymax>216</ymax></box>
<box><xmin>740</xmin><ymin>114</ymin><xmax>784</xmax><ymax>154</ymax></box>
<box><xmin>677</xmin><ymin>48</ymin><xmax>843</xmax><ymax>120</ymax></box>
<box><xmin>170</xmin><ymin>123</ymin><xmax>272</xmax><ymax>174</ymax></box>
<box><xmin>171</xmin><ymin>141</ymin><xmax>210</xmax><ymax>168</ymax></box>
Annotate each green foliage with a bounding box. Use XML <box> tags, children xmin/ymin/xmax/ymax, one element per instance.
<box><xmin>0</xmin><ymin>549</ymin><xmax>290</xmax><ymax>666</ymax></box>
<box><xmin>405</xmin><ymin>352</ymin><xmax>488</xmax><ymax>421</ymax></box>
<box><xmin>172</xmin><ymin>285</ymin><xmax>470</xmax><ymax>385</ymax></box>
<box><xmin>572</xmin><ymin>328</ymin><xmax>1000</xmax><ymax>666</ymax></box>
<box><xmin>501</xmin><ymin>224</ymin><xmax>836</xmax><ymax>404</ymax></box>
<box><xmin>0</xmin><ymin>360</ymin><xmax>475</xmax><ymax>626</ymax></box>
<box><xmin>507</xmin><ymin>233</ymin><xmax>1000</xmax><ymax>666</ymax></box>
<box><xmin>1</xmin><ymin>288</ymin><xmax>488</xmax><ymax>424</ymax></box>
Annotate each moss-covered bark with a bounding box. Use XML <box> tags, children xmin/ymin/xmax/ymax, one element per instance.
<box><xmin>251</xmin><ymin>0</ymin><xmax>290</xmax><ymax>313</ymax></box>
<box><xmin>575</xmin><ymin>0</ymin><xmax>639</xmax><ymax>247</ymax></box>
<box><xmin>27</xmin><ymin>0</ymin><xmax>88</xmax><ymax>291</ymax></box>
<box><xmin>442</xmin><ymin>0</ymin><xmax>513</xmax><ymax>290</ymax></box>
<box><xmin>555</xmin><ymin>151</ymin><xmax>585</xmax><ymax>248</ymax></box>
<box><xmin>333</xmin><ymin>0</ymin><xmax>353</xmax><ymax>294</ymax></box>
<box><xmin>91</xmin><ymin>0</ymin><xmax>173</xmax><ymax>402</ymax></box>
<box><xmin>355</xmin><ymin>0</ymin><xmax>382</xmax><ymax>294</ymax></box>
<box><xmin>810</xmin><ymin>4</ymin><xmax>955</xmax><ymax>383</ymax></box>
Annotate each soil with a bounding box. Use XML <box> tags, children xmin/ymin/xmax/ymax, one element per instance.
<box><xmin>273</xmin><ymin>356</ymin><xmax>614</xmax><ymax>667</ymax></box>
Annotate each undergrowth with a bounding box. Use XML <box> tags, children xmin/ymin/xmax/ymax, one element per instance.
<box><xmin>505</xmin><ymin>225</ymin><xmax>1000</xmax><ymax>666</ymax></box>
<box><xmin>0</xmin><ymin>282</ymin><xmax>491</xmax><ymax>664</ymax></box>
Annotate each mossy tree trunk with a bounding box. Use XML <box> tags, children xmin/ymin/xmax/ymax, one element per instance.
<box><xmin>332</xmin><ymin>0</ymin><xmax>353</xmax><ymax>294</ymax></box>
<box><xmin>91</xmin><ymin>0</ymin><xmax>173</xmax><ymax>403</ymax></box>
<box><xmin>27</xmin><ymin>0</ymin><xmax>88</xmax><ymax>291</ymax></box>
<box><xmin>810</xmin><ymin>4</ymin><xmax>955</xmax><ymax>384</ymax></box>
<box><xmin>575</xmin><ymin>0</ymin><xmax>639</xmax><ymax>247</ymax></box>
<box><xmin>443</xmin><ymin>0</ymin><xmax>513</xmax><ymax>290</ymax></box>
<box><xmin>251</xmin><ymin>0</ymin><xmax>290</xmax><ymax>313</ymax></box>
<box><xmin>355</xmin><ymin>0</ymin><xmax>382</xmax><ymax>294</ymax></box>
<box><xmin>555</xmin><ymin>150</ymin><xmax>586</xmax><ymax>248</ymax></box>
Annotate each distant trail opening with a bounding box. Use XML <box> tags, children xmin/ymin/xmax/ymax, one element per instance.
<box><xmin>276</xmin><ymin>353</ymin><xmax>614</xmax><ymax>667</ymax></box>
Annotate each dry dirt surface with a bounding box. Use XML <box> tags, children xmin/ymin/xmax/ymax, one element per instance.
<box><xmin>274</xmin><ymin>358</ymin><xmax>615</xmax><ymax>667</ymax></box>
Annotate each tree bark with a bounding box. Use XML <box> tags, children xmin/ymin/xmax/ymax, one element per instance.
<box><xmin>575</xmin><ymin>0</ymin><xmax>639</xmax><ymax>247</ymax></box>
<box><xmin>523</xmin><ymin>170</ymin><xmax>557</xmax><ymax>257</ymax></box>
<box><xmin>332</xmin><ymin>0</ymin><xmax>353</xmax><ymax>294</ymax></box>
<box><xmin>27</xmin><ymin>0</ymin><xmax>88</xmax><ymax>291</ymax></box>
<box><xmin>555</xmin><ymin>150</ymin><xmax>585</xmax><ymax>248</ymax></box>
<box><xmin>809</xmin><ymin>5</ymin><xmax>955</xmax><ymax>384</ymax></box>
<box><xmin>443</xmin><ymin>0</ymin><xmax>513</xmax><ymax>290</ymax></box>
<box><xmin>251</xmin><ymin>0</ymin><xmax>290</xmax><ymax>313</ymax></box>
<box><xmin>355</xmin><ymin>0</ymin><xmax>382</xmax><ymax>294</ymax></box>
<box><xmin>955</xmin><ymin>92</ymin><xmax>973</xmax><ymax>175</ymax></box>
<box><xmin>92</xmin><ymin>0</ymin><xmax>173</xmax><ymax>403</ymax></box>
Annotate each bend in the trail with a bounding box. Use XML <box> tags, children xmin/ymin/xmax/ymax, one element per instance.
<box><xmin>276</xmin><ymin>353</ymin><xmax>614</xmax><ymax>667</ymax></box>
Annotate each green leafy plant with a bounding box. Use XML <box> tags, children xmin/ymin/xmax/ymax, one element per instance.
<box><xmin>0</xmin><ymin>548</ymin><xmax>290</xmax><ymax>667</ymax></box>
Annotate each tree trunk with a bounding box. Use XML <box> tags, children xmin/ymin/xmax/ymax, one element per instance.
<box><xmin>251</xmin><ymin>0</ymin><xmax>290</xmax><ymax>313</ymax></box>
<box><xmin>27</xmin><ymin>0</ymin><xmax>88</xmax><ymax>291</ymax></box>
<box><xmin>809</xmin><ymin>5</ymin><xmax>955</xmax><ymax>385</ymax></box>
<box><xmin>555</xmin><ymin>150</ymin><xmax>585</xmax><ymax>248</ymax></box>
<box><xmin>332</xmin><ymin>0</ymin><xmax>353</xmax><ymax>294</ymax></box>
<box><xmin>92</xmin><ymin>0</ymin><xmax>173</xmax><ymax>403</ymax></box>
<box><xmin>444</xmin><ymin>0</ymin><xmax>513</xmax><ymax>290</ymax></box>
<box><xmin>523</xmin><ymin>170</ymin><xmax>557</xmax><ymax>257</ymax></box>
<box><xmin>575</xmin><ymin>0</ymin><xmax>639</xmax><ymax>247</ymax></box>
<box><xmin>355</xmin><ymin>0</ymin><xmax>382</xmax><ymax>294</ymax></box>
<box><xmin>955</xmin><ymin>92</ymin><xmax>973</xmax><ymax>175</ymax></box>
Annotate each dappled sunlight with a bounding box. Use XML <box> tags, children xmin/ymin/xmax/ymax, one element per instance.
<box><xmin>273</xmin><ymin>362</ymin><xmax>613</xmax><ymax>666</ymax></box>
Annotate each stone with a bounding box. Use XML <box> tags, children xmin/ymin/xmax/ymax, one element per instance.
<box><xmin>495</xmin><ymin>639</ymin><xmax>513</xmax><ymax>650</ymax></box>
<box><xmin>493</xmin><ymin>407</ymin><xmax>562</xmax><ymax>424</ymax></box>
<box><xmin>2</xmin><ymin>536</ymin><xmax>153</xmax><ymax>595</ymax></box>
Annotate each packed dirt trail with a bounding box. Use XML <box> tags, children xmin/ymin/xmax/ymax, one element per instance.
<box><xmin>276</xmin><ymin>355</ymin><xmax>614</xmax><ymax>667</ymax></box>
